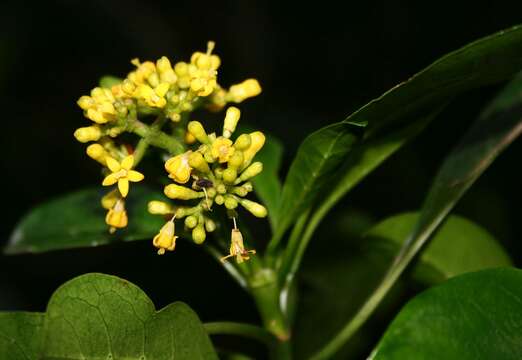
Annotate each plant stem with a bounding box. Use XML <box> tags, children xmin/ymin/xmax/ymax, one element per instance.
<box><xmin>204</xmin><ymin>321</ymin><xmax>276</xmax><ymax>348</ymax></box>
<box><xmin>248</xmin><ymin>268</ymin><xmax>292</xmax><ymax>359</ymax></box>
<box><xmin>127</xmin><ymin>117</ymin><xmax>184</xmax><ymax>155</ymax></box>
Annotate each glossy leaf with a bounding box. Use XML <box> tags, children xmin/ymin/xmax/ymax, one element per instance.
<box><xmin>275</xmin><ymin>25</ymin><xmax>522</xmax><ymax>253</ymax></box>
<box><xmin>0</xmin><ymin>273</ymin><xmax>218</xmax><ymax>359</ymax></box>
<box><xmin>252</xmin><ymin>134</ymin><xmax>284</xmax><ymax>230</ymax></box>
<box><xmin>365</xmin><ymin>213</ymin><xmax>512</xmax><ymax>285</ymax></box>
<box><xmin>294</xmin><ymin>212</ymin><xmax>510</xmax><ymax>358</ymax></box>
<box><xmin>310</xmin><ymin>63</ymin><xmax>522</xmax><ymax>360</ymax></box>
<box><xmin>371</xmin><ymin>268</ymin><xmax>522</xmax><ymax>360</ymax></box>
<box><xmin>5</xmin><ymin>186</ymin><xmax>165</xmax><ymax>254</ymax></box>
<box><xmin>271</xmin><ymin>121</ymin><xmax>365</xmax><ymax>248</ymax></box>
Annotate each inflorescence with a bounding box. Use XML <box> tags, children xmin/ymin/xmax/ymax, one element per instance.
<box><xmin>74</xmin><ymin>41</ymin><xmax>265</xmax><ymax>262</ymax></box>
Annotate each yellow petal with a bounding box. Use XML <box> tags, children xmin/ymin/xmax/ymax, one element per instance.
<box><xmin>128</xmin><ymin>170</ymin><xmax>144</xmax><ymax>182</ymax></box>
<box><xmin>106</xmin><ymin>157</ymin><xmax>121</xmax><ymax>172</ymax></box>
<box><xmin>121</xmin><ymin>155</ymin><xmax>134</xmax><ymax>170</ymax></box>
<box><xmin>118</xmin><ymin>178</ymin><xmax>129</xmax><ymax>197</ymax></box>
<box><xmin>102</xmin><ymin>173</ymin><xmax>119</xmax><ymax>186</ymax></box>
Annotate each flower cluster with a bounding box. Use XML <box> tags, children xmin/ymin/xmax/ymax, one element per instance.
<box><xmin>74</xmin><ymin>42</ymin><xmax>265</xmax><ymax>262</ymax></box>
<box><xmin>148</xmin><ymin>106</ymin><xmax>267</xmax><ymax>258</ymax></box>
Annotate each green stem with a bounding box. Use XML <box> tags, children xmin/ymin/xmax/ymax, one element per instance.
<box><xmin>133</xmin><ymin>138</ymin><xmax>149</xmax><ymax>166</ymax></box>
<box><xmin>128</xmin><ymin>118</ymin><xmax>184</xmax><ymax>155</ymax></box>
<box><xmin>204</xmin><ymin>321</ymin><xmax>276</xmax><ymax>348</ymax></box>
<box><xmin>248</xmin><ymin>268</ymin><xmax>292</xmax><ymax>359</ymax></box>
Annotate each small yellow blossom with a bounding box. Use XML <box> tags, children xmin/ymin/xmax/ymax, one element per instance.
<box><xmin>105</xmin><ymin>199</ymin><xmax>128</xmax><ymax>233</ymax></box>
<box><xmin>102</xmin><ymin>155</ymin><xmax>144</xmax><ymax>197</ymax></box>
<box><xmin>164</xmin><ymin>152</ymin><xmax>192</xmax><ymax>184</ymax></box>
<box><xmin>153</xmin><ymin>217</ymin><xmax>178</xmax><ymax>255</ymax></box>
<box><xmin>220</xmin><ymin>228</ymin><xmax>256</xmax><ymax>263</ymax></box>
<box><xmin>212</xmin><ymin>137</ymin><xmax>235</xmax><ymax>163</ymax></box>
<box><xmin>101</xmin><ymin>189</ymin><xmax>120</xmax><ymax>210</ymax></box>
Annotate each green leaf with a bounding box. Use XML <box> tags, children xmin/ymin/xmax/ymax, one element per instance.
<box><xmin>275</xmin><ymin>24</ymin><xmax>522</xmax><ymax>255</ymax></box>
<box><xmin>99</xmin><ymin>75</ymin><xmax>123</xmax><ymax>88</ymax></box>
<box><xmin>294</xmin><ymin>212</ymin><xmax>510</xmax><ymax>359</ymax></box>
<box><xmin>5</xmin><ymin>186</ymin><xmax>165</xmax><ymax>254</ymax></box>
<box><xmin>310</xmin><ymin>62</ymin><xmax>522</xmax><ymax>360</ymax></box>
<box><xmin>371</xmin><ymin>268</ymin><xmax>522</xmax><ymax>360</ymax></box>
<box><xmin>252</xmin><ymin>134</ymin><xmax>283</xmax><ymax>230</ymax></box>
<box><xmin>270</xmin><ymin>121</ymin><xmax>365</xmax><ymax>250</ymax></box>
<box><xmin>365</xmin><ymin>213</ymin><xmax>512</xmax><ymax>285</ymax></box>
<box><xmin>0</xmin><ymin>313</ymin><xmax>44</xmax><ymax>359</ymax></box>
<box><xmin>0</xmin><ymin>273</ymin><xmax>218</xmax><ymax>359</ymax></box>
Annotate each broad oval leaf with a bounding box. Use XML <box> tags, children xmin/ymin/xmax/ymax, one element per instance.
<box><xmin>365</xmin><ymin>213</ymin><xmax>512</xmax><ymax>285</ymax></box>
<box><xmin>0</xmin><ymin>273</ymin><xmax>218</xmax><ymax>359</ymax></box>
<box><xmin>371</xmin><ymin>268</ymin><xmax>522</xmax><ymax>360</ymax></box>
<box><xmin>5</xmin><ymin>186</ymin><xmax>165</xmax><ymax>254</ymax></box>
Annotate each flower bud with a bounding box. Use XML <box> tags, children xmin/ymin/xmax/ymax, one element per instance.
<box><xmin>192</xmin><ymin>225</ymin><xmax>206</xmax><ymax>244</ymax></box>
<box><xmin>77</xmin><ymin>96</ymin><xmax>94</xmax><ymax>110</ymax></box>
<box><xmin>223</xmin><ymin>168</ymin><xmax>237</xmax><ymax>184</ymax></box>
<box><xmin>86</xmin><ymin>143</ymin><xmax>107</xmax><ymax>165</ymax></box>
<box><xmin>101</xmin><ymin>189</ymin><xmax>119</xmax><ymax>210</ymax></box>
<box><xmin>74</xmin><ymin>126</ymin><xmax>102</xmax><ymax>143</ymax></box>
<box><xmin>205</xmin><ymin>218</ymin><xmax>216</xmax><ymax>232</ymax></box>
<box><xmin>188</xmin><ymin>121</ymin><xmax>209</xmax><ymax>144</ymax></box>
<box><xmin>164</xmin><ymin>184</ymin><xmax>203</xmax><ymax>200</ymax></box>
<box><xmin>215</xmin><ymin>195</ymin><xmax>225</xmax><ymax>205</ymax></box>
<box><xmin>237</xmin><ymin>162</ymin><xmax>263</xmax><ymax>183</ymax></box>
<box><xmin>239</xmin><ymin>199</ymin><xmax>267</xmax><ymax>218</ymax></box>
<box><xmin>242</xmin><ymin>132</ymin><xmax>265</xmax><ymax>170</ymax></box>
<box><xmin>148</xmin><ymin>200</ymin><xmax>174</xmax><ymax>215</ymax></box>
<box><xmin>184</xmin><ymin>215</ymin><xmax>198</xmax><ymax>228</ymax></box>
<box><xmin>224</xmin><ymin>196</ymin><xmax>238</xmax><ymax>210</ymax></box>
<box><xmin>227</xmin><ymin>151</ymin><xmax>244</xmax><ymax>169</ymax></box>
<box><xmin>234</xmin><ymin>134</ymin><xmax>251</xmax><ymax>151</ymax></box>
<box><xmin>223</xmin><ymin>106</ymin><xmax>240</xmax><ymax>138</ymax></box>
<box><xmin>188</xmin><ymin>152</ymin><xmax>210</xmax><ymax>173</ymax></box>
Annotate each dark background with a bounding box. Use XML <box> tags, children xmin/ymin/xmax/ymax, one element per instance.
<box><xmin>1</xmin><ymin>0</ymin><xmax>521</xmax><ymax>357</ymax></box>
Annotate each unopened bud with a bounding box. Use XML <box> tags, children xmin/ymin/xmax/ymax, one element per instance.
<box><xmin>239</xmin><ymin>199</ymin><xmax>267</xmax><ymax>218</ymax></box>
<box><xmin>188</xmin><ymin>152</ymin><xmax>210</xmax><ymax>173</ymax></box>
<box><xmin>164</xmin><ymin>184</ymin><xmax>203</xmax><ymax>200</ymax></box>
<box><xmin>184</xmin><ymin>215</ymin><xmax>198</xmax><ymax>228</ymax></box>
<box><xmin>148</xmin><ymin>200</ymin><xmax>174</xmax><ymax>215</ymax></box>
<box><xmin>192</xmin><ymin>225</ymin><xmax>206</xmax><ymax>244</ymax></box>
<box><xmin>223</xmin><ymin>168</ymin><xmax>237</xmax><ymax>184</ymax></box>
<box><xmin>237</xmin><ymin>162</ymin><xmax>263</xmax><ymax>183</ymax></box>
<box><xmin>188</xmin><ymin>121</ymin><xmax>209</xmax><ymax>144</ymax></box>
<box><xmin>224</xmin><ymin>196</ymin><xmax>238</xmax><ymax>210</ymax></box>
<box><xmin>223</xmin><ymin>106</ymin><xmax>240</xmax><ymax>138</ymax></box>
<box><xmin>242</xmin><ymin>132</ymin><xmax>265</xmax><ymax>170</ymax></box>
<box><xmin>86</xmin><ymin>143</ymin><xmax>107</xmax><ymax>165</ymax></box>
<box><xmin>74</xmin><ymin>126</ymin><xmax>102</xmax><ymax>143</ymax></box>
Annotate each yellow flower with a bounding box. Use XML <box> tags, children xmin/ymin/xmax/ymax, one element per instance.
<box><xmin>102</xmin><ymin>155</ymin><xmax>144</xmax><ymax>197</ymax></box>
<box><xmin>220</xmin><ymin>228</ymin><xmax>256</xmax><ymax>263</ymax></box>
<box><xmin>211</xmin><ymin>137</ymin><xmax>235</xmax><ymax>163</ymax></box>
<box><xmin>105</xmin><ymin>199</ymin><xmax>128</xmax><ymax>233</ymax></box>
<box><xmin>135</xmin><ymin>83</ymin><xmax>170</xmax><ymax>108</ymax></box>
<box><xmin>164</xmin><ymin>152</ymin><xmax>192</xmax><ymax>184</ymax></box>
<box><xmin>153</xmin><ymin>217</ymin><xmax>178</xmax><ymax>255</ymax></box>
